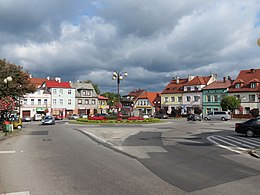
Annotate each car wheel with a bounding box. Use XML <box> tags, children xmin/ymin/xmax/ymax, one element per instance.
<box><xmin>245</xmin><ymin>129</ymin><xmax>254</xmax><ymax>137</ymax></box>
<box><xmin>221</xmin><ymin>117</ymin><xmax>226</xmax><ymax>121</ymax></box>
<box><xmin>17</xmin><ymin>125</ymin><xmax>22</xmax><ymax>130</ymax></box>
<box><xmin>204</xmin><ymin>117</ymin><xmax>208</xmax><ymax>120</ymax></box>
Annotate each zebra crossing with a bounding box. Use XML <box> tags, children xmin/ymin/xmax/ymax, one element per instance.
<box><xmin>207</xmin><ymin>135</ymin><xmax>260</xmax><ymax>154</ymax></box>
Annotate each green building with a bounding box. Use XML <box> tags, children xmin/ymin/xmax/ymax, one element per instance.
<box><xmin>202</xmin><ymin>78</ymin><xmax>232</xmax><ymax>117</ymax></box>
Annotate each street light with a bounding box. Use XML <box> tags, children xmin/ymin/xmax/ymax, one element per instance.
<box><xmin>112</xmin><ymin>71</ymin><xmax>128</xmax><ymax>107</ymax></box>
<box><xmin>4</xmin><ymin>76</ymin><xmax>12</xmax><ymax>95</ymax></box>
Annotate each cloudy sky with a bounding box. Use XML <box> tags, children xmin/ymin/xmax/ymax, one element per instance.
<box><xmin>0</xmin><ymin>0</ymin><xmax>260</xmax><ymax>94</ymax></box>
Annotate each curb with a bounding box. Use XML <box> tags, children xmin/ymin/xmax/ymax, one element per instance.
<box><xmin>249</xmin><ymin>149</ymin><xmax>260</xmax><ymax>159</ymax></box>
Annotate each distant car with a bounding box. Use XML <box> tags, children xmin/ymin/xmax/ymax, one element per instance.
<box><xmin>187</xmin><ymin>114</ymin><xmax>202</xmax><ymax>121</ymax></box>
<box><xmin>68</xmin><ymin>114</ymin><xmax>79</xmax><ymax>120</ymax></box>
<box><xmin>154</xmin><ymin>113</ymin><xmax>168</xmax><ymax>119</ymax></box>
<box><xmin>33</xmin><ymin>114</ymin><xmax>43</xmax><ymax>121</ymax></box>
<box><xmin>204</xmin><ymin>111</ymin><xmax>231</xmax><ymax>121</ymax></box>
<box><xmin>235</xmin><ymin>118</ymin><xmax>260</xmax><ymax>137</ymax></box>
<box><xmin>22</xmin><ymin>116</ymin><xmax>32</xmax><ymax>122</ymax></box>
<box><xmin>42</xmin><ymin>115</ymin><xmax>55</xmax><ymax>125</ymax></box>
<box><xmin>54</xmin><ymin>115</ymin><xmax>63</xmax><ymax>120</ymax></box>
<box><xmin>79</xmin><ymin>114</ymin><xmax>88</xmax><ymax>118</ymax></box>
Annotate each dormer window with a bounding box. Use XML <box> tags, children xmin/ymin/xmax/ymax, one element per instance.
<box><xmin>250</xmin><ymin>82</ymin><xmax>257</xmax><ymax>88</ymax></box>
<box><xmin>194</xmin><ymin>86</ymin><xmax>199</xmax><ymax>91</ymax></box>
<box><xmin>187</xmin><ymin>87</ymin><xmax>191</xmax><ymax>91</ymax></box>
<box><xmin>235</xmin><ymin>83</ymin><xmax>240</xmax><ymax>88</ymax></box>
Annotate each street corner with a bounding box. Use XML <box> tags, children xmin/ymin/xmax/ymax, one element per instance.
<box><xmin>249</xmin><ymin>148</ymin><xmax>260</xmax><ymax>159</ymax></box>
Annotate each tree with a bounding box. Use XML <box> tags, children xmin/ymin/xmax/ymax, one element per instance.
<box><xmin>0</xmin><ymin>59</ymin><xmax>36</xmax><ymax>99</ymax></box>
<box><xmin>101</xmin><ymin>92</ymin><xmax>118</xmax><ymax>107</ymax></box>
<box><xmin>0</xmin><ymin>96</ymin><xmax>16</xmax><ymax>119</ymax></box>
<box><xmin>221</xmin><ymin>96</ymin><xmax>240</xmax><ymax>113</ymax></box>
<box><xmin>194</xmin><ymin>107</ymin><xmax>202</xmax><ymax>115</ymax></box>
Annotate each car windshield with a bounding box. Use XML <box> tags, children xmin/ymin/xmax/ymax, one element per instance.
<box><xmin>45</xmin><ymin>116</ymin><xmax>52</xmax><ymax>119</ymax></box>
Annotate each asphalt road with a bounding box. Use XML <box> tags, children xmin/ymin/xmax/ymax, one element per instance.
<box><xmin>0</xmin><ymin>121</ymin><xmax>179</xmax><ymax>195</ymax></box>
<box><xmin>1</xmin><ymin>119</ymin><xmax>260</xmax><ymax>195</ymax></box>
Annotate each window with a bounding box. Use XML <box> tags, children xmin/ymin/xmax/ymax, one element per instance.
<box><xmin>60</xmin><ymin>99</ymin><xmax>63</xmax><ymax>105</ymax></box>
<box><xmin>68</xmin><ymin>99</ymin><xmax>72</xmax><ymax>105</ymax></box>
<box><xmin>207</xmin><ymin>95</ymin><xmax>211</xmax><ymax>102</ymax></box>
<box><xmin>187</xmin><ymin>87</ymin><xmax>191</xmax><ymax>91</ymax></box>
<box><xmin>53</xmin><ymin>99</ymin><xmax>57</xmax><ymax>105</ymax></box>
<box><xmin>249</xmin><ymin>94</ymin><xmax>256</xmax><ymax>102</ymax></box>
<box><xmin>24</xmin><ymin>99</ymin><xmax>28</xmax><ymax>105</ymax></box>
<box><xmin>85</xmin><ymin>99</ymin><xmax>89</xmax><ymax>104</ymax></box>
<box><xmin>164</xmin><ymin>97</ymin><xmax>169</xmax><ymax>102</ymax></box>
<box><xmin>53</xmin><ymin>89</ymin><xmax>57</xmax><ymax>94</ymax></box>
<box><xmin>31</xmin><ymin>99</ymin><xmax>34</xmax><ymax>105</ymax></box>
<box><xmin>78</xmin><ymin>99</ymin><xmax>82</xmax><ymax>104</ymax></box>
<box><xmin>44</xmin><ymin>99</ymin><xmax>48</xmax><ymax>105</ymax></box>
<box><xmin>194</xmin><ymin>86</ymin><xmax>199</xmax><ymax>91</ymax></box>
<box><xmin>59</xmin><ymin>89</ymin><xmax>63</xmax><ymax>95</ymax></box>
<box><xmin>235</xmin><ymin>83</ymin><xmax>240</xmax><ymax>88</ymax></box>
<box><xmin>144</xmin><ymin>101</ymin><xmax>146</xmax><ymax>105</ymax></box>
<box><xmin>87</xmin><ymin>91</ymin><xmax>91</xmax><ymax>96</ymax></box>
<box><xmin>178</xmin><ymin>97</ymin><xmax>182</xmax><ymax>102</ymax></box>
<box><xmin>68</xmin><ymin>90</ymin><xmax>71</xmax><ymax>95</ymax></box>
<box><xmin>186</xmin><ymin>96</ymin><xmax>191</xmax><ymax>102</ymax></box>
<box><xmin>38</xmin><ymin>99</ymin><xmax>41</xmax><ymax>105</ymax></box>
<box><xmin>171</xmin><ymin>97</ymin><xmax>175</xmax><ymax>102</ymax></box>
<box><xmin>92</xmin><ymin>99</ymin><xmax>96</xmax><ymax>105</ymax></box>
<box><xmin>194</xmin><ymin>96</ymin><xmax>200</xmax><ymax>102</ymax></box>
<box><xmin>214</xmin><ymin>95</ymin><xmax>218</xmax><ymax>102</ymax></box>
<box><xmin>250</xmin><ymin>82</ymin><xmax>257</xmax><ymax>88</ymax></box>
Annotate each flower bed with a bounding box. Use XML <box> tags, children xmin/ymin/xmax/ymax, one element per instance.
<box><xmin>76</xmin><ymin>117</ymin><xmax>160</xmax><ymax>124</ymax></box>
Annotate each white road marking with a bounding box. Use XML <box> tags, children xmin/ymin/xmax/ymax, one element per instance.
<box><xmin>226</xmin><ymin>136</ymin><xmax>260</xmax><ymax>148</ymax></box>
<box><xmin>215</xmin><ymin>135</ymin><xmax>254</xmax><ymax>148</ymax></box>
<box><xmin>0</xmin><ymin>151</ymin><xmax>15</xmax><ymax>154</ymax></box>
<box><xmin>1</xmin><ymin>191</ymin><xmax>30</xmax><ymax>195</ymax></box>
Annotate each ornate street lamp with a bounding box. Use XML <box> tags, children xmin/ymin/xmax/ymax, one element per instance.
<box><xmin>4</xmin><ymin>76</ymin><xmax>12</xmax><ymax>95</ymax></box>
<box><xmin>112</xmin><ymin>71</ymin><xmax>128</xmax><ymax>109</ymax></box>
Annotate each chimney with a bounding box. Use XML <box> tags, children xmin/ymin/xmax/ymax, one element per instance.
<box><xmin>29</xmin><ymin>74</ymin><xmax>32</xmax><ymax>78</ymax></box>
<box><xmin>223</xmin><ymin>77</ymin><xmax>226</xmax><ymax>83</ymax></box>
<box><xmin>188</xmin><ymin>75</ymin><xmax>195</xmax><ymax>81</ymax></box>
<box><xmin>176</xmin><ymin>77</ymin><xmax>180</xmax><ymax>84</ymax></box>
<box><xmin>228</xmin><ymin>76</ymin><xmax>231</xmax><ymax>81</ymax></box>
<box><xmin>250</xmin><ymin>69</ymin><xmax>256</xmax><ymax>73</ymax></box>
<box><xmin>47</xmin><ymin>76</ymin><xmax>50</xmax><ymax>80</ymax></box>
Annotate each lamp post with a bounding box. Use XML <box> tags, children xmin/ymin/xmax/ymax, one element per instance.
<box><xmin>3</xmin><ymin>76</ymin><xmax>12</xmax><ymax>135</ymax></box>
<box><xmin>112</xmin><ymin>71</ymin><xmax>128</xmax><ymax>110</ymax></box>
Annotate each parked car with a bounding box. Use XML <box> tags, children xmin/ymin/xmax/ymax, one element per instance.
<box><xmin>204</xmin><ymin>111</ymin><xmax>231</xmax><ymax>121</ymax></box>
<box><xmin>42</xmin><ymin>115</ymin><xmax>55</xmax><ymax>125</ymax></box>
<box><xmin>154</xmin><ymin>113</ymin><xmax>168</xmax><ymax>119</ymax></box>
<box><xmin>235</xmin><ymin>118</ymin><xmax>260</xmax><ymax>137</ymax></box>
<box><xmin>22</xmin><ymin>116</ymin><xmax>32</xmax><ymax>122</ymax></box>
<box><xmin>187</xmin><ymin>114</ymin><xmax>202</xmax><ymax>121</ymax></box>
<box><xmin>54</xmin><ymin>115</ymin><xmax>63</xmax><ymax>120</ymax></box>
<box><xmin>79</xmin><ymin>114</ymin><xmax>88</xmax><ymax>119</ymax></box>
<box><xmin>68</xmin><ymin>114</ymin><xmax>79</xmax><ymax>120</ymax></box>
<box><xmin>33</xmin><ymin>114</ymin><xmax>43</xmax><ymax>121</ymax></box>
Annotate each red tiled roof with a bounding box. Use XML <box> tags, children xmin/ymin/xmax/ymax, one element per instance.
<box><xmin>45</xmin><ymin>80</ymin><xmax>71</xmax><ymax>88</ymax></box>
<box><xmin>161</xmin><ymin>78</ymin><xmax>188</xmax><ymax>94</ymax></box>
<box><xmin>203</xmin><ymin>80</ymin><xmax>232</xmax><ymax>90</ymax></box>
<box><xmin>138</xmin><ymin>91</ymin><xmax>161</xmax><ymax>106</ymax></box>
<box><xmin>98</xmin><ymin>95</ymin><xmax>108</xmax><ymax>100</ymax></box>
<box><xmin>185</xmin><ymin>76</ymin><xmax>211</xmax><ymax>86</ymax></box>
<box><xmin>30</xmin><ymin>78</ymin><xmax>48</xmax><ymax>87</ymax></box>
<box><xmin>127</xmin><ymin>89</ymin><xmax>146</xmax><ymax>101</ymax></box>
<box><xmin>229</xmin><ymin>69</ymin><xmax>260</xmax><ymax>92</ymax></box>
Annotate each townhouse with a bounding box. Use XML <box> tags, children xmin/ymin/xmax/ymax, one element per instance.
<box><xmin>228</xmin><ymin>69</ymin><xmax>260</xmax><ymax>115</ymax></box>
<box><xmin>134</xmin><ymin>91</ymin><xmax>161</xmax><ymax>116</ymax></box>
<box><xmin>40</xmin><ymin>77</ymin><xmax>76</xmax><ymax>118</ymax></box>
<box><xmin>98</xmin><ymin>95</ymin><xmax>109</xmax><ymax>114</ymax></box>
<box><xmin>70</xmin><ymin>81</ymin><xmax>98</xmax><ymax>116</ymax></box>
<box><xmin>161</xmin><ymin>77</ymin><xmax>188</xmax><ymax>115</ymax></box>
<box><xmin>21</xmin><ymin>77</ymin><xmax>50</xmax><ymax>118</ymax></box>
<box><xmin>202</xmin><ymin>77</ymin><xmax>232</xmax><ymax>116</ymax></box>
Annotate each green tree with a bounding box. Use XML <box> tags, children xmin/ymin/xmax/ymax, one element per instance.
<box><xmin>221</xmin><ymin>96</ymin><xmax>240</xmax><ymax>113</ymax></box>
<box><xmin>101</xmin><ymin>92</ymin><xmax>118</xmax><ymax>107</ymax></box>
<box><xmin>0</xmin><ymin>59</ymin><xmax>36</xmax><ymax>99</ymax></box>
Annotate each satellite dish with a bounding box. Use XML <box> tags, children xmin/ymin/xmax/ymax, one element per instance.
<box><xmin>257</xmin><ymin>38</ymin><xmax>260</xmax><ymax>47</ymax></box>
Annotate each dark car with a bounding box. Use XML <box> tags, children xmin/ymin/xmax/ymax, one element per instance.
<box><xmin>187</xmin><ymin>114</ymin><xmax>202</xmax><ymax>121</ymax></box>
<box><xmin>235</xmin><ymin>118</ymin><xmax>260</xmax><ymax>137</ymax></box>
<box><xmin>42</xmin><ymin>115</ymin><xmax>55</xmax><ymax>125</ymax></box>
<box><xmin>154</xmin><ymin>113</ymin><xmax>168</xmax><ymax>119</ymax></box>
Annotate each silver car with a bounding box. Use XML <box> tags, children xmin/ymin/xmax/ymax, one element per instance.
<box><xmin>204</xmin><ymin>111</ymin><xmax>231</xmax><ymax>121</ymax></box>
<box><xmin>42</xmin><ymin>115</ymin><xmax>55</xmax><ymax>125</ymax></box>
